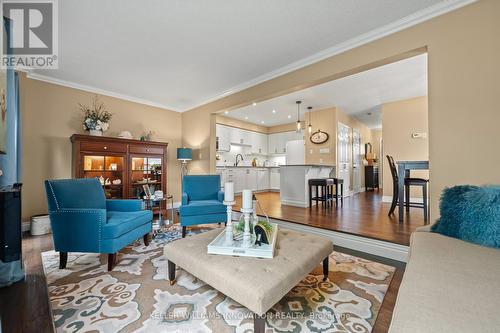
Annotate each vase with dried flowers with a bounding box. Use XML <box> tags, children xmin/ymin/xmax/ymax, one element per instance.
<box><xmin>79</xmin><ymin>95</ymin><xmax>112</xmax><ymax>136</ymax></box>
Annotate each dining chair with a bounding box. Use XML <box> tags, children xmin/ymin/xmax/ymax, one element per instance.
<box><xmin>386</xmin><ymin>155</ymin><xmax>429</xmax><ymax>223</ymax></box>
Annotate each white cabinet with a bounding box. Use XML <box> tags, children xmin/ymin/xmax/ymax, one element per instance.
<box><xmin>270</xmin><ymin>168</ymin><xmax>280</xmax><ymax>190</ymax></box>
<box><xmin>219</xmin><ymin>168</ymin><xmax>273</xmax><ymax>193</ymax></box>
<box><xmin>268</xmin><ymin>132</ymin><xmax>294</xmax><ymax>155</ymax></box>
<box><xmin>216</xmin><ymin>124</ymin><xmax>231</xmax><ymax>152</ymax></box>
<box><xmin>268</xmin><ymin>133</ymin><xmax>280</xmax><ymax>154</ymax></box>
<box><xmin>259</xmin><ymin>133</ymin><xmax>268</xmax><ymax>155</ymax></box>
<box><xmin>251</xmin><ymin>132</ymin><xmax>268</xmax><ymax>155</ymax></box>
<box><xmin>217</xmin><ymin>124</ymin><xmax>299</xmax><ymax>156</ymax></box>
<box><xmin>244</xmin><ymin>169</ymin><xmax>258</xmax><ymax>191</ymax></box>
<box><xmin>257</xmin><ymin>169</ymin><xmax>269</xmax><ymax>190</ymax></box>
<box><xmin>228</xmin><ymin>127</ymin><xmax>251</xmax><ymax>145</ymax></box>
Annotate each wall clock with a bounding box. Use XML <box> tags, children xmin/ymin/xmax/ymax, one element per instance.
<box><xmin>310</xmin><ymin>130</ymin><xmax>329</xmax><ymax>144</ymax></box>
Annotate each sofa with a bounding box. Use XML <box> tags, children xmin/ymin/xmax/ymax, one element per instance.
<box><xmin>389</xmin><ymin>225</ymin><xmax>500</xmax><ymax>332</ymax></box>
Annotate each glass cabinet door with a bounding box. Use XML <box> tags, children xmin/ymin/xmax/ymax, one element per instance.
<box><xmin>130</xmin><ymin>156</ymin><xmax>163</xmax><ymax>198</ymax></box>
<box><xmin>82</xmin><ymin>155</ymin><xmax>124</xmax><ymax>199</ymax></box>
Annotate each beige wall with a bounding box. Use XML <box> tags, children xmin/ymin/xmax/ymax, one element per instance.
<box><xmin>370</xmin><ymin>129</ymin><xmax>383</xmax><ymax>187</ymax></box>
<box><xmin>305</xmin><ymin>107</ymin><xmax>336</xmax><ymax>165</ymax></box>
<box><xmin>382</xmin><ymin>96</ymin><xmax>429</xmax><ymax>198</ymax></box>
<box><xmin>182</xmin><ymin>0</ymin><xmax>500</xmax><ymax>219</ymax></box>
<box><xmin>20</xmin><ymin>74</ymin><xmax>183</xmax><ymax>220</ymax></box>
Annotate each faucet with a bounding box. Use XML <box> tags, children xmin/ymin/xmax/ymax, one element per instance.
<box><xmin>235</xmin><ymin>154</ymin><xmax>244</xmax><ymax>166</ymax></box>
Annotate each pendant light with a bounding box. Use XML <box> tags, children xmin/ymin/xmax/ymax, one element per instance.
<box><xmin>295</xmin><ymin>100</ymin><xmax>302</xmax><ymax>132</ymax></box>
<box><xmin>307</xmin><ymin>106</ymin><xmax>313</xmax><ymax>134</ymax></box>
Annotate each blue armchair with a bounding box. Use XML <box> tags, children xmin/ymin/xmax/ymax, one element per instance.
<box><xmin>44</xmin><ymin>178</ymin><xmax>152</xmax><ymax>271</ymax></box>
<box><xmin>179</xmin><ymin>175</ymin><xmax>226</xmax><ymax>237</ymax></box>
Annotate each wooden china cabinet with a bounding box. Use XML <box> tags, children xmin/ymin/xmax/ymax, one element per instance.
<box><xmin>71</xmin><ymin>134</ymin><xmax>168</xmax><ymax>205</ymax></box>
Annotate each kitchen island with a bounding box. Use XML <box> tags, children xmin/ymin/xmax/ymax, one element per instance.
<box><xmin>280</xmin><ymin>165</ymin><xmax>335</xmax><ymax>207</ymax></box>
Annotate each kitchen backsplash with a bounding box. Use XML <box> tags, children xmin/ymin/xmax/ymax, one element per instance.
<box><xmin>216</xmin><ymin>145</ymin><xmax>286</xmax><ymax>167</ymax></box>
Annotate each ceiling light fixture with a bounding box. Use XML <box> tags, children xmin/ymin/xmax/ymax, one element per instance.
<box><xmin>245</xmin><ymin>116</ymin><xmax>248</xmax><ymax>120</ymax></box>
<box><xmin>272</xmin><ymin>109</ymin><xmax>276</xmax><ymax>114</ymax></box>
<box><xmin>252</xmin><ymin>102</ymin><xmax>257</xmax><ymax>106</ymax></box>
<box><xmin>307</xmin><ymin>106</ymin><xmax>313</xmax><ymax>134</ymax></box>
<box><xmin>295</xmin><ymin>100</ymin><xmax>302</xmax><ymax>132</ymax></box>
<box><xmin>224</xmin><ymin>110</ymin><xmax>228</xmax><ymax>114</ymax></box>
<box><xmin>287</xmin><ymin>115</ymin><xmax>291</xmax><ymax>119</ymax></box>
<box><xmin>261</xmin><ymin>120</ymin><xmax>265</xmax><ymax>124</ymax></box>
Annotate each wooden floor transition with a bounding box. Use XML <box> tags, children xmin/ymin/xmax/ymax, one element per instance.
<box><xmin>234</xmin><ymin>191</ymin><xmax>424</xmax><ymax>246</ymax></box>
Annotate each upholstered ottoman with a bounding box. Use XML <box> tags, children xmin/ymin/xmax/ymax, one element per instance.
<box><xmin>163</xmin><ymin>228</ymin><xmax>333</xmax><ymax>333</ymax></box>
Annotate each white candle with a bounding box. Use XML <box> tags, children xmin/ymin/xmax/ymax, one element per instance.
<box><xmin>224</xmin><ymin>182</ymin><xmax>234</xmax><ymax>202</ymax></box>
<box><xmin>242</xmin><ymin>189</ymin><xmax>252</xmax><ymax>209</ymax></box>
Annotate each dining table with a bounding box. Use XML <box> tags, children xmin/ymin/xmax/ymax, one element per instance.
<box><xmin>396</xmin><ymin>160</ymin><xmax>429</xmax><ymax>222</ymax></box>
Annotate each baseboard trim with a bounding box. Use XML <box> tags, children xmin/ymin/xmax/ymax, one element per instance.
<box><xmin>382</xmin><ymin>196</ymin><xmax>423</xmax><ymax>204</ymax></box>
<box><xmin>233</xmin><ymin>212</ymin><xmax>409</xmax><ymax>262</ymax></box>
<box><xmin>280</xmin><ymin>199</ymin><xmax>309</xmax><ymax>208</ymax></box>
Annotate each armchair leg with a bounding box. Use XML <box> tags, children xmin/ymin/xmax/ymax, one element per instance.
<box><xmin>182</xmin><ymin>226</ymin><xmax>187</xmax><ymax>238</ymax></box>
<box><xmin>108</xmin><ymin>253</ymin><xmax>116</xmax><ymax>271</ymax></box>
<box><xmin>59</xmin><ymin>252</ymin><xmax>68</xmax><ymax>269</ymax></box>
<box><xmin>143</xmin><ymin>233</ymin><xmax>150</xmax><ymax>246</ymax></box>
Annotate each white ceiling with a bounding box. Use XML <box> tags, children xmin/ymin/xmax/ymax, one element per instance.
<box><xmin>26</xmin><ymin>0</ymin><xmax>469</xmax><ymax>112</ymax></box>
<box><xmin>224</xmin><ymin>54</ymin><xmax>428</xmax><ymax>129</ymax></box>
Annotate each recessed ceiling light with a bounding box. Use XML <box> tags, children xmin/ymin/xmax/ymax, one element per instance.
<box><xmin>261</xmin><ymin>120</ymin><xmax>265</xmax><ymax>124</ymax></box>
<box><xmin>272</xmin><ymin>109</ymin><xmax>276</xmax><ymax>114</ymax></box>
<box><xmin>252</xmin><ymin>102</ymin><xmax>257</xmax><ymax>106</ymax></box>
<box><xmin>245</xmin><ymin>116</ymin><xmax>248</xmax><ymax>120</ymax></box>
<box><xmin>224</xmin><ymin>110</ymin><xmax>228</xmax><ymax>114</ymax></box>
<box><xmin>287</xmin><ymin>115</ymin><xmax>291</xmax><ymax>119</ymax></box>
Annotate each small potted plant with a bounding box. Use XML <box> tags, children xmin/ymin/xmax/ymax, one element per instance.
<box><xmin>79</xmin><ymin>95</ymin><xmax>112</xmax><ymax>136</ymax></box>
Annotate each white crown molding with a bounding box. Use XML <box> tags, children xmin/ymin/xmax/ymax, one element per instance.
<box><xmin>186</xmin><ymin>0</ymin><xmax>477</xmax><ymax>111</ymax></box>
<box><xmin>25</xmin><ymin>72</ymin><xmax>181</xmax><ymax>112</ymax></box>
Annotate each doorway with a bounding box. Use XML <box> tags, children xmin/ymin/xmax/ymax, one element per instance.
<box><xmin>352</xmin><ymin>129</ymin><xmax>362</xmax><ymax>193</ymax></box>
<box><xmin>337</xmin><ymin>122</ymin><xmax>351</xmax><ymax>196</ymax></box>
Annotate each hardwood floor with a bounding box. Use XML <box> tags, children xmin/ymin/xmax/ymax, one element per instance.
<box><xmin>0</xmin><ymin>198</ymin><xmax>410</xmax><ymax>333</ymax></box>
<box><xmin>234</xmin><ymin>190</ymin><xmax>424</xmax><ymax>246</ymax></box>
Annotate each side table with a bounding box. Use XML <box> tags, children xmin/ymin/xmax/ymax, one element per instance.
<box><xmin>143</xmin><ymin>195</ymin><xmax>174</xmax><ymax>237</ymax></box>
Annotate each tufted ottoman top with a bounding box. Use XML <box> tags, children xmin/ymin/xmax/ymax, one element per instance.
<box><xmin>164</xmin><ymin>228</ymin><xmax>333</xmax><ymax>315</ymax></box>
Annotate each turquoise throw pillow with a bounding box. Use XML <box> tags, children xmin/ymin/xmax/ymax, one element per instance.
<box><xmin>431</xmin><ymin>185</ymin><xmax>500</xmax><ymax>248</ymax></box>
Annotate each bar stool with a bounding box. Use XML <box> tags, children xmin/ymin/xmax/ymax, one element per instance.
<box><xmin>308</xmin><ymin>178</ymin><xmax>343</xmax><ymax>208</ymax></box>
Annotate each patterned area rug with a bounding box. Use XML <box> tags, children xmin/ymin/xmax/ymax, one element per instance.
<box><xmin>41</xmin><ymin>225</ymin><xmax>395</xmax><ymax>332</ymax></box>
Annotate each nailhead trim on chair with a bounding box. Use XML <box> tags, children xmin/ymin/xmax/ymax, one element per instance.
<box><xmin>47</xmin><ymin>181</ymin><xmax>60</xmax><ymax>210</ymax></box>
<box><xmin>51</xmin><ymin>209</ymin><xmax>104</xmax><ymax>252</ymax></box>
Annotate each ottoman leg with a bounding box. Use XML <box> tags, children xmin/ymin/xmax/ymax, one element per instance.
<box><xmin>323</xmin><ymin>257</ymin><xmax>329</xmax><ymax>281</ymax></box>
<box><xmin>253</xmin><ymin>313</ymin><xmax>265</xmax><ymax>333</ymax></box>
<box><xmin>168</xmin><ymin>260</ymin><xmax>176</xmax><ymax>285</ymax></box>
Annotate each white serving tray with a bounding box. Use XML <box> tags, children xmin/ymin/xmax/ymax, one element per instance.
<box><xmin>207</xmin><ymin>223</ymin><xmax>278</xmax><ymax>259</ymax></box>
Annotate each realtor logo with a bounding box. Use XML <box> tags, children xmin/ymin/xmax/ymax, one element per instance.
<box><xmin>1</xmin><ymin>0</ymin><xmax>58</xmax><ymax>68</ymax></box>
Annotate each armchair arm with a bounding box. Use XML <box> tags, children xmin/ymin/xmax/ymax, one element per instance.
<box><xmin>182</xmin><ymin>192</ymin><xmax>189</xmax><ymax>205</ymax></box>
<box><xmin>48</xmin><ymin>208</ymin><xmax>107</xmax><ymax>253</ymax></box>
<box><xmin>106</xmin><ymin>199</ymin><xmax>143</xmax><ymax>212</ymax></box>
<box><xmin>217</xmin><ymin>190</ymin><xmax>224</xmax><ymax>202</ymax></box>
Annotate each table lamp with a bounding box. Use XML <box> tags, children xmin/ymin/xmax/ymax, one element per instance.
<box><xmin>177</xmin><ymin>147</ymin><xmax>192</xmax><ymax>177</ymax></box>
